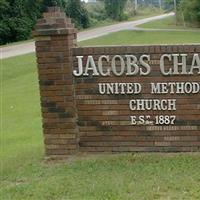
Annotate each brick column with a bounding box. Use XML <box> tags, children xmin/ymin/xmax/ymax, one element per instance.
<box><xmin>33</xmin><ymin>7</ymin><xmax>78</xmax><ymax>159</ymax></box>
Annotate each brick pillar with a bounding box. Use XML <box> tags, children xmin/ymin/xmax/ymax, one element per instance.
<box><xmin>33</xmin><ymin>7</ymin><xmax>78</xmax><ymax>159</ymax></box>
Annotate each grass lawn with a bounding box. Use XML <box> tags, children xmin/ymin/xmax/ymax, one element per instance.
<box><xmin>80</xmin><ymin>30</ymin><xmax>200</xmax><ymax>46</ymax></box>
<box><xmin>138</xmin><ymin>15</ymin><xmax>200</xmax><ymax>30</ymax></box>
<box><xmin>1</xmin><ymin>31</ymin><xmax>200</xmax><ymax>199</ymax></box>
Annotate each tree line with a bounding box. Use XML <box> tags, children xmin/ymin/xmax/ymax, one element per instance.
<box><xmin>0</xmin><ymin>0</ymin><xmax>199</xmax><ymax>45</ymax></box>
<box><xmin>0</xmin><ymin>0</ymin><xmax>91</xmax><ymax>45</ymax></box>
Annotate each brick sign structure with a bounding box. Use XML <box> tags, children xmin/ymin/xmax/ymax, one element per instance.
<box><xmin>34</xmin><ymin>7</ymin><xmax>200</xmax><ymax>159</ymax></box>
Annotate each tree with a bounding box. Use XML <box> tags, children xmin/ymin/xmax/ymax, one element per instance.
<box><xmin>0</xmin><ymin>0</ymin><xmax>42</xmax><ymax>44</ymax></box>
<box><xmin>65</xmin><ymin>0</ymin><xmax>90</xmax><ymax>29</ymax></box>
<box><xmin>42</xmin><ymin>0</ymin><xmax>67</xmax><ymax>11</ymax></box>
<box><xmin>104</xmin><ymin>0</ymin><xmax>128</xmax><ymax>21</ymax></box>
<box><xmin>0</xmin><ymin>0</ymin><xmax>91</xmax><ymax>44</ymax></box>
<box><xmin>180</xmin><ymin>0</ymin><xmax>200</xmax><ymax>26</ymax></box>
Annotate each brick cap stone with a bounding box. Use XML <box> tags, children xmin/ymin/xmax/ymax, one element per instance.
<box><xmin>33</xmin><ymin>6</ymin><xmax>77</xmax><ymax>37</ymax></box>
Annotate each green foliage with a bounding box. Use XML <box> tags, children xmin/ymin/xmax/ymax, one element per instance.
<box><xmin>86</xmin><ymin>1</ymin><xmax>107</xmax><ymax>23</ymax></box>
<box><xmin>0</xmin><ymin>0</ymin><xmax>90</xmax><ymax>44</ymax></box>
<box><xmin>42</xmin><ymin>0</ymin><xmax>91</xmax><ymax>29</ymax></box>
<box><xmin>65</xmin><ymin>0</ymin><xmax>90</xmax><ymax>29</ymax></box>
<box><xmin>104</xmin><ymin>0</ymin><xmax>128</xmax><ymax>21</ymax></box>
<box><xmin>180</xmin><ymin>0</ymin><xmax>200</xmax><ymax>27</ymax></box>
<box><xmin>125</xmin><ymin>0</ymin><xmax>137</xmax><ymax>17</ymax></box>
<box><xmin>87</xmin><ymin>1</ymin><xmax>109</xmax><ymax>27</ymax></box>
<box><xmin>0</xmin><ymin>0</ymin><xmax>9</xmax><ymax>16</ymax></box>
<box><xmin>42</xmin><ymin>0</ymin><xmax>66</xmax><ymax>10</ymax></box>
<box><xmin>43</xmin><ymin>0</ymin><xmax>91</xmax><ymax>29</ymax></box>
<box><xmin>0</xmin><ymin>0</ymin><xmax>43</xmax><ymax>45</ymax></box>
<box><xmin>0</xmin><ymin>17</ymin><xmax>32</xmax><ymax>44</ymax></box>
<box><xmin>163</xmin><ymin>0</ymin><xmax>200</xmax><ymax>27</ymax></box>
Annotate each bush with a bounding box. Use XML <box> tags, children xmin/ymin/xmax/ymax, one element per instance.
<box><xmin>0</xmin><ymin>17</ymin><xmax>33</xmax><ymax>45</ymax></box>
<box><xmin>104</xmin><ymin>0</ymin><xmax>128</xmax><ymax>21</ymax></box>
<box><xmin>86</xmin><ymin>2</ymin><xmax>107</xmax><ymax>21</ymax></box>
<box><xmin>0</xmin><ymin>0</ymin><xmax>43</xmax><ymax>45</ymax></box>
<box><xmin>0</xmin><ymin>0</ymin><xmax>92</xmax><ymax>44</ymax></box>
<box><xmin>125</xmin><ymin>0</ymin><xmax>137</xmax><ymax>17</ymax></box>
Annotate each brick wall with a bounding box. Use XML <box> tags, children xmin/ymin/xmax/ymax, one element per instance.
<box><xmin>72</xmin><ymin>45</ymin><xmax>200</xmax><ymax>153</ymax></box>
<box><xmin>34</xmin><ymin>7</ymin><xmax>79</xmax><ymax>159</ymax></box>
<box><xmin>34</xmin><ymin>7</ymin><xmax>200</xmax><ymax>159</ymax></box>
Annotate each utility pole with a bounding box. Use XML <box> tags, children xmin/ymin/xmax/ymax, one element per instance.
<box><xmin>135</xmin><ymin>0</ymin><xmax>138</xmax><ymax>11</ymax></box>
<box><xmin>174</xmin><ymin>0</ymin><xmax>177</xmax><ymax>25</ymax></box>
<box><xmin>174</xmin><ymin>0</ymin><xmax>177</xmax><ymax>11</ymax></box>
<box><xmin>159</xmin><ymin>0</ymin><xmax>162</xmax><ymax>10</ymax></box>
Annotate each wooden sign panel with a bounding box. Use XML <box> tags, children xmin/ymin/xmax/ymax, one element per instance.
<box><xmin>72</xmin><ymin>45</ymin><xmax>200</xmax><ymax>152</ymax></box>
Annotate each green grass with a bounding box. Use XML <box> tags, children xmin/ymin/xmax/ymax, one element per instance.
<box><xmin>1</xmin><ymin>53</ymin><xmax>43</xmax><ymax>177</ymax></box>
<box><xmin>80</xmin><ymin>30</ymin><xmax>200</xmax><ymax>46</ymax></box>
<box><xmin>138</xmin><ymin>15</ymin><xmax>200</xmax><ymax>30</ymax></box>
<box><xmin>1</xmin><ymin>32</ymin><xmax>200</xmax><ymax>199</ymax></box>
<box><xmin>1</xmin><ymin>151</ymin><xmax>200</xmax><ymax>200</ymax></box>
